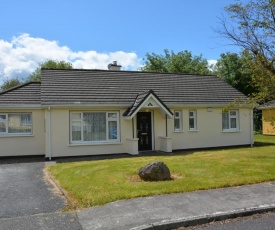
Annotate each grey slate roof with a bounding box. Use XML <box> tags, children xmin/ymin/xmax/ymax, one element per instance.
<box><xmin>258</xmin><ymin>99</ymin><xmax>275</xmax><ymax>109</ymax></box>
<box><xmin>0</xmin><ymin>82</ymin><xmax>41</xmax><ymax>105</ymax></box>
<box><xmin>40</xmin><ymin>69</ymin><xmax>246</xmax><ymax>106</ymax></box>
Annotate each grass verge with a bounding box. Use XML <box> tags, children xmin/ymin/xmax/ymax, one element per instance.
<box><xmin>48</xmin><ymin>135</ymin><xmax>275</xmax><ymax>208</ymax></box>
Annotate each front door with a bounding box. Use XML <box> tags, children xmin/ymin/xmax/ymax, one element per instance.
<box><xmin>137</xmin><ymin>112</ymin><xmax>152</xmax><ymax>151</ymax></box>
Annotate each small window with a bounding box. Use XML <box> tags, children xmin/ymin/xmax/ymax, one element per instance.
<box><xmin>0</xmin><ymin>113</ymin><xmax>32</xmax><ymax>135</ymax></box>
<box><xmin>189</xmin><ymin>110</ymin><xmax>197</xmax><ymax>130</ymax></box>
<box><xmin>174</xmin><ymin>111</ymin><xmax>182</xmax><ymax>131</ymax></box>
<box><xmin>222</xmin><ymin>110</ymin><xmax>239</xmax><ymax>131</ymax></box>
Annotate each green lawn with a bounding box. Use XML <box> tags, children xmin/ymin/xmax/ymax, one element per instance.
<box><xmin>48</xmin><ymin>135</ymin><xmax>275</xmax><ymax>208</ymax></box>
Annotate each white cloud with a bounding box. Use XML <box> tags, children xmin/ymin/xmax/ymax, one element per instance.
<box><xmin>207</xmin><ymin>59</ymin><xmax>217</xmax><ymax>72</ymax></box>
<box><xmin>0</xmin><ymin>34</ymin><xmax>142</xmax><ymax>83</ymax></box>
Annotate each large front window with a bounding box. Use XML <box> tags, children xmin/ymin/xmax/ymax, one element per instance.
<box><xmin>0</xmin><ymin>113</ymin><xmax>32</xmax><ymax>135</ymax></box>
<box><xmin>70</xmin><ymin>111</ymin><xmax>119</xmax><ymax>143</ymax></box>
<box><xmin>222</xmin><ymin>110</ymin><xmax>239</xmax><ymax>131</ymax></box>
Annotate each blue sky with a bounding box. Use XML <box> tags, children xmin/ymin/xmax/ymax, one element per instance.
<box><xmin>0</xmin><ymin>0</ymin><xmax>241</xmax><ymax>83</ymax></box>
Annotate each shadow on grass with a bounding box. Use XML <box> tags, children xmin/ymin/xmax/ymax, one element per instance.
<box><xmin>254</xmin><ymin>141</ymin><xmax>275</xmax><ymax>147</ymax></box>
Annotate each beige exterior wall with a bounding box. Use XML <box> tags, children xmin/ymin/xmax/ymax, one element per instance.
<box><xmin>262</xmin><ymin>109</ymin><xmax>275</xmax><ymax>135</ymax></box>
<box><xmin>46</xmin><ymin>107</ymin><xmax>252</xmax><ymax>158</ymax></box>
<box><xmin>46</xmin><ymin>108</ymin><xmax>133</xmax><ymax>157</ymax></box>
<box><xmin>170</xmin><ymin>107</ymin><xmax>252</xmax><ymax>150</ymax></box>
<box><xmin>0</xmin><ymin>109</ymin><xmax>45</xmax><ymax>157</ymax></box>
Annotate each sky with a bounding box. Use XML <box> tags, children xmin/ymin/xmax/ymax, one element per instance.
<box><xmin>0</xmin><ymin>0</ymin><xmax>241</xmax><ymax>84</ymax></box>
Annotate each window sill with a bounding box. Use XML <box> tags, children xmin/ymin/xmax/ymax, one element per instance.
<box><xmin>68</xmin><ymin>142</ymin><xmax>122</xmax><ymax>147</ymax></box>
<box><xmin>221</xmin><ymin>130</ymin><xmax>241</xmax><ymax>133</ymax></box>
<box><xmin>174</xmin><ymin>130</ymin><xmax>184</xmax><ymax>133</ymax></box>
<box><xmin>188</xmin><ymin>130</ymin><xmax>199</xmax><ymax>132</ymax></box>
<box><xmin>0</xmin><ymin>134</ymin><xmax>34</xmax><ymax>138</ymax></box>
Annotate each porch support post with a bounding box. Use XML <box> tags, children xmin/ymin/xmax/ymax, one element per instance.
<box><xmin>132</xmin><ymin>117</ymin><xmax>134</xmax><ymax>138</ymax></box>
<box><xmin>165</xmin><ymin>114</ymin><xmax>168</xmax><ymax>137</ymax></box>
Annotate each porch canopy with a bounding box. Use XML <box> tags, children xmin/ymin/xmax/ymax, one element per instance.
<box><xmin>123</xmin><ymin>90</ymin><xmax>173</xmax><ymax>120</ymax></box>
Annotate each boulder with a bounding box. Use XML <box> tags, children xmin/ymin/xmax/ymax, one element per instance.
<box><xmin>138</xmin><ymin>161</ymin><xmax>171</xmax><ymax>181</ymax></box>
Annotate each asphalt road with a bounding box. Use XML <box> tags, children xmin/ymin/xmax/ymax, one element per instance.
<box><xmin>184</xmin><ymin>212</ymin><xmax>275</xmax><ymax>230</ymax></box>
<box><xmin>0</xmin><ymin>160</ymin><xmax>82</xmax><ymax>230</ymax></box>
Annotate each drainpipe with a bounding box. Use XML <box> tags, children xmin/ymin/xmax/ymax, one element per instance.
<box><xmin>250</xmin><ymin>108</ymin><xmax>254</xmax><ymax>147</ymax></box>
<box><xmin>48</xmin><ymin>107</ymin><xmax>52</xmax><ymax>160</ymax></box>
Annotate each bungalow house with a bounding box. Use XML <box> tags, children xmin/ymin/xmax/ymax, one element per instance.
<box><xmin>259</xmin><ymin>100</ymin><xmax>275</xmax><ymax>135</ymax></box>
<box><xmin>0</xmin><ymin>63</ymin><xmax>254</xmax><ymax>159</ymax></box>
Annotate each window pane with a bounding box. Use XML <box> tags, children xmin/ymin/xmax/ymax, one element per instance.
<box><xmin>108</xmin><ymin>121</ymin><xmax>117</xmax><ymax>140</ymax></box>
<box><xmin>222</xmin><ymin>112</ymin><xmax>229</xmax><ymax>129</ymax></box>
<box><xmin>0</xmin><ymin>115</ymin><xmax>6</xmax><ymax>120</ymax></box>
<box><xmin>0</xmin><ymin>122</ymin><xmax>6</xmax><ymax>133</ymax></box>
<box><xmin>72</xmin><ymin>113</ymin><xmax>81</xmax><ymax>120</ymax></box>
<box><xmin>230</xmin><ymin>111</ymin><xmax>236</xmax><ymax>116</ymax></box>
<box><xmin>20</xmin><ymin>114</ymin><xmax>31</xmax><ymax>125</ymax></box>
<box><xmin>189</xmin><ymin>118</ymin><xmax>194</xmax><ymax>129</ymax></box>
<box><xmin>108</xmin><ymin>113</ymin><xmax>117</xmax><ymax>119</ymax></box>
<box><xmin>174</xmin><ymin>119</ymin><xmax>180</xmax><ymax>130</ymax></box>
<box><xmin>8</xmin><ymin>114</ymin><xmax>32</xmax><ymax>134</ymax></box>
<box><xmin>230</xmin><ymin>118</ymin><xmax>237</xmax><ymax>128</ymax></box>
<box><xmin>83</xmin><ymin>113</ymin><xmax>106</xmax><ymax>141</ymax></box>
<box><xmin>175</xmin><ymin>111</ymin><xmax>180</xmax><ymax>118</ymax></box>
<box><xmin>72</xmin><ymin>121</ymin><xmax>81</xmax><ymax>141</ymax></box>
<box><xmin>189</xmin><ymin>111</ymin><xmax>193</xmax><ymax>117</ymax></box>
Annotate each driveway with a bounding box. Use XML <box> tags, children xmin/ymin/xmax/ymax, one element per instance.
<box><xmin>0</xmin><ymin>159</ymin><xmax>82</xmax><ymax>229</ymax></box>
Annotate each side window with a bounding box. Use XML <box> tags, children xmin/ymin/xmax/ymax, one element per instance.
<box><xmin>189</xmin><ymin>110</ymin><xmax>197</xmax><ymax>130</ymax></box>
<box><xmin>222</xmin><ymin>110</ymin><xmax>239</xmax><ymax>131</ymax></box>
<box><xmin>174</xmin><ymin>111</ymin><xmax>182</xmax><ymax>131</ymax></box>
<box><xmin>0</xmin><ymin>113</ymin><xmax>32</xmax><ymax>135</ymax></box>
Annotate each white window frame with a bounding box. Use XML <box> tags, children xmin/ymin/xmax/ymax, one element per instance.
<box><xmin>70</xmin><ymin>111</ymin><xmax>120</xmax><ymax>144</ymax></box>
<box><xmin>189</xmin><ymin>110</ymin><xmax>197</xmax><ymax>130</ymax></box>
<box><xmin>174</xmin><ymin>110</ymin><xmax>182</xmax><ymax>131</ymax></box>
<box><xmin>222</xmin><ymin>110</ymin><xmax>239</xmax><ymax>132</ymax></box>
<box><xmin>0</xmin><ymin>113</ymin><xmax>32</xmax><ymax>136</ymax></box>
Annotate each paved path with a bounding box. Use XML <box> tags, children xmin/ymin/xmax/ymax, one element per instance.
<box><xmin>0</xmin><ymin>161</ymin><xmax>82</xmax><ymax>230</ymax></box>
<box><xmin>77</xmin><ymin>181</ymin><xmax>275</xmax><ymax>230</ymax></box>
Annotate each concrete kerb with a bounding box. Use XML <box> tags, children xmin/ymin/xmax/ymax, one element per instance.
<box><xmin>131</xmin><ymin>204</ymin><xmax>275</xmax><ymax>230</ymax></box>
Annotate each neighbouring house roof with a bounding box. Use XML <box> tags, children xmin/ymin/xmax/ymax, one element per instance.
<box><xmin>123</xmin><ymin>90</ymin><xmax>174</xmax><ymax>119</ymax></box>
<box><xmin>40</xmin><ymin>68</ymin><xmax>247</xmax><ymax>106</ymax></box>
<box><xmin>258</xmin><ymin>99</ymin><xmax>275</xmax><ymax>109</ymax></box>
<box><xmin>0</xmin><ymin>82</ymin><xmax>41</xmax><ymax>106</ymax></box>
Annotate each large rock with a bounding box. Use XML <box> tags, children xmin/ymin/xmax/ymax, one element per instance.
<box><xmin>138</xmin><ymin>161</ymin><xmax>171</xmax><ymax>181</ymax></box>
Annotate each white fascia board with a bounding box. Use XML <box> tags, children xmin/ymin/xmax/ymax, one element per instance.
<box><xmin>0</xmin><ymin>104</ymin><xmax>42</xmax><ymax>109</ymax></box>
<box><xmin>128</xmin><ymin>94</ymin><xmax>173</xmax><ymax>119</ymax></box>
<box><xmin>258</xmin><ymin>105</ymin><xmax>275</xmax><ymax>110</ymax></box>
<box><xmin>169</xmin><ymin>103</ymin><xmax>253</xmax><ymax>108</ymax></box>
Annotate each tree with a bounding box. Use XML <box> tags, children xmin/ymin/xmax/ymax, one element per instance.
<box><xmin>217</xmin><ymin>0</ymin><xmax>275</xmax><ymax>103</ymax></box>
<box><xmin>214</xmin><ymin>52</ymin><xmax>256</xmax><ymax>96</ymax></box>
<box><xmin>141</xmin><ymin>49</ymin><xmax>211</xmax><ymax>75</ymax></box>
<box><xmin>28</xmin><ymin>60</ymin><xmax>73</xmax><ymax>81</ymax></box>
<box><xmin>1</xmin><ymin>78</ymin><xmax>21</xmax><ymax>91</ymax></box>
